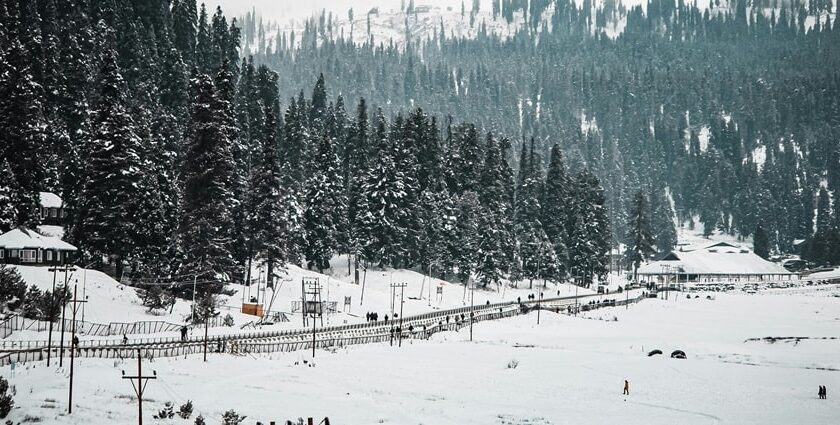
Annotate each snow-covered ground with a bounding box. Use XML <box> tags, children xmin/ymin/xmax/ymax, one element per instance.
<box><xmin>5</xmin><ymin>260</ymin><xmax>596</xmax><ymax>342</ymax></box>
<box><xmin>4</xmin><ymin>291</ymin><xmax>838</xmax><ymax>424</ymax></box>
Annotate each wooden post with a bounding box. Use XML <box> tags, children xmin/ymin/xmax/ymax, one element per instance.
<box><xmin>122</xmin><ymin>349</ymin><xmax>156</xmax><ymax>425</ymax></box>
<box><xmin>68</xmin><ymin>284</ymin><xmax>86</xmax><ymax>414</ymax></box>
<box><xmin>47</xmin><ymin>266</ymin><xmax>58</xmax><ymax>367</ymax></box>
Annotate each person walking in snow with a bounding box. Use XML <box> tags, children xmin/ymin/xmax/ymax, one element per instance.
<box><xmin>623</xmin><ymin>380</ymin><xmax>630</xmax><ymax>395</ymax></box>
<box><xmin>122</xmin><ymin>334</ymin><xmax>128</xmax><ymax>345</ymax></box>
<box><xmin>180</xmin><ymin>325</ymin><xmax>188</xmax><ymax>341</ymax></box>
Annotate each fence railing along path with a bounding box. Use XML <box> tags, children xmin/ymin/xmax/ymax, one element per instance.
<box><xmin>0</xmin><ymin>290</ymin><xmax>644</xmax><ymax>366</ymax></box>
<box><xmin>0</xmin><ymin>310</ymin><xmax>233</xmax><ymax>341</ymax></box>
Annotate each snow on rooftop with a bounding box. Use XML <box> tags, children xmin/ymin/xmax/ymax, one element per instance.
<box><xmin>39</xmin><ymin>191</ymin><xmax>63</xmax><ymax>209</ymax></box>
<box><xmin>0</xmin><ymin>227</ymin><xmax>77</xmax><ymax>251</ymax></box>
<box><xmin>639</xmin><ymin>241</ymin><xmax>791</xmax><ymax>276</ymax></box>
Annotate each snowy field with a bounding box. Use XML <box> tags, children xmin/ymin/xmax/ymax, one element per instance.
<box><xmin>3</xmin><ymin>291</ymin><xmax>838</xmax><ymax>424</ymax></box>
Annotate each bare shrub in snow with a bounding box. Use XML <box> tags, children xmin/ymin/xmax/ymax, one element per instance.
<box><xmin>223</xmin><ymin>313</ymin><xmax>234</xmax><ymax>327</ymax></box>
<box><xmin>194</xmin><ymin>415</ymin><xmax>206</xmax><ymax>425</ymax></box>
<box><xmin>507</xmin><ymin>359</ymin><xmax>519</xmax><ymax>369</ymax></box>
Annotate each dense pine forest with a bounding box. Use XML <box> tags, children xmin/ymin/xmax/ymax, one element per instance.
<box><xmin>0</xmin><ymin>0</ymin><xmax>838</xmax><ymax>294</ymax></box>
<box><xmin>0</xmin><ymin>0</ymin><xmax>614</xmax><ymax>290</ymax></box>
<box><xmin>248</xmin><ymin>0</ymin><xmax>840</xmax><ymax>264</ymax></box>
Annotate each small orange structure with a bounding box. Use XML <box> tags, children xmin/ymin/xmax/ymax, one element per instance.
<box><xmin>241</xmin><ymin>303</ymin><xmax>264</xmax><ymax>317</ymax></box>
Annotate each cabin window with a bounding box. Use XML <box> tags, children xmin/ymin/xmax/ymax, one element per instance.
<box><xmin>20</xmin><ymin>249</ymin><xmax>37</xmax><ymax>263</ymax></box>
<box><xmin>46</xmin><ymin>251</ymin><xmax>53</xmax><ymax>261</ymax></box>
<box><xmin>10</xmin><ymin>249</ymin><xmax>18</xmax><ymax>258</ymax></box>
<box><xmin>50</xmin><ymin>208</ymin><xmax>57</xmax><ymax>217</ymax></box>
<box><xmin>0</xmin><ymin>250</ymin><xmax>4</xmax><ymax>259</ymax></box>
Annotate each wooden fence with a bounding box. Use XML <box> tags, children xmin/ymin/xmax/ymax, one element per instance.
<box><xmin>0</xmin><ymin>291</ymin><xmax>645</xmax><ymax>366</ymax></box>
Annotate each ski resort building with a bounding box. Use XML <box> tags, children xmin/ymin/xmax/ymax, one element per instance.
<box><xmin>0</xmin><ymin>227</ymin><xmax>76</xmax><ymax>266</ymax></box>
<box><xmin>638</xmin><ymin>241</ymin><xmax>797</xmax><ymax>284</ymax></box>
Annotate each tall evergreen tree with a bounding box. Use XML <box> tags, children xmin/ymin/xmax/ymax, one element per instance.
<box><xmin>0</xmin><ymin>38</ymin><xmax>45</xmax><ymax>226</ymax></box>
<box><xmin>476</xmin><ymin>133</ymin><xmax>515</xmax><ymax>286</ymax></box>
<box><xmin>304</xmin><ymin>105</ymin><xmax>347</xmax><ymax>272</ymax></box>
<box><xmin>250</xmin><ymin>106</ymin><xmax>289</xmax><ymax>285</ymax></box>
<box><xmin>649</xmin><ymin>185</ymin><xmax>677</xmax><ymax>253</ymax></box>
<box><xmin>178</xmin><ymin>72</ymin><xmax>236</xmax><ymax>282</ymax></box>
<box><xmin>73</xmin><ymin>50</ymin><xmax>145</xmax><ymax>278</ymax></box>
<box><xmin>625</xmin><ymin>190</ymin><xmax>655</xmax><ymax>281</ymax></box>
<box><xmin>753</xmin><ymin>222</ymin><xmax>770</xmax><ymax>259</ymax></box>
<box><xmin>541</xmin><ymin>144</ymin><xmax>571</xmax><ymax>277</ymax></box>
<box><xmin>0</xmin><ymin>160</ymin><xmax>19</xmax><ymax>232</ymax></box>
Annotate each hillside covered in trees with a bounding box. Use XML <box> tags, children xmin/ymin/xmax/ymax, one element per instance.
<box><xmin>0</xmin><ymin>0</ymin><xmax>613</xmax><ymax>291</ymax></box>
<box><xmin>246</xmin><ymin>0</ymin><xmax>840</xmax><ymax>263</ymax></box>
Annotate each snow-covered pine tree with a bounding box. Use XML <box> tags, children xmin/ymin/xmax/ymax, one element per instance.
<box><xmin>214</xmin><ymin>60</ymin><xmax>249</xmax><ymax>275</ymax></box>
<box><xmin>476</xmin><ymin>133</ymin><xmax>515</xmax><ymax>287</ymax></box>
<box><xmin>445</xmin><ymin>123</ymin><xmax>483</xmax><ymax>195</ymax></box>
<box><xmin>391</xmin><ymin>112</ymin><xmax>422</xmax><ymax>266</ymax></box>
<box><xmin>172</xmin><ymin>0</ymin><xmax>198</xmax><ymax>63</ymax></box>
<box><xmin>453</xmin><ymin>191</ymin><xmax>481</xmax><ymax>284</ymax></box>
<box><xmin>569</xmin><ymin>168</ymin><xmax>611</xmax><ymax>282</ymax></box>
<box><xmin>514</xmin><ymin>139</ymin><xmax>554</xmax><ymax>288</ymax></box>
<box><xmin>541</xmin><ymin>144</ymin><xmax>571</xmax><ymax>279</ymax></box>
<box><xmin>625</xmin><ymin>190</ymin><xmax>655</xmax><ymax>282</ymax></box>
<box><xmin>649</xmin><ymin>184</ymin><xmax>677</xmax><ymax>253</ymax></box>
<box><xmin>304</xmin><ymin>104</ymin><xmax>347</xmax><ymax>272</ymax></box>
<box><xmin>753</xmin><ymin>222</ymin><xmax>770</xmax><ymax>259</ymax></box>
<box><xmin>0</xmin><ymin>160</ymin><xmax>19</xmax><ymax>233</ymax></box>
<box><xmin>0</xmin><ymin>37</ymin><xmax>45</xmax><ymax>227</ymax></box>
<box><xmin>178</xmin><ymin>72</ymin><xmax>236</xmax><ymax>284</ymax></box>
<box><xmin>358</xmin><ymin>109</ymin><xmax>411</xmax><ymax>267</ymax></box>
<box><xmin>310</xmin><ymin>73</ymin><xmax>328</xmax><ymax>127</ymax></box>
<box><xmin>73</xmin><ymin>49</ymin><xmax>146</xmax><ymax>279</ymax></box>
<box><xmin>344</xmin><ymin>98</ymin><xmax>370</xmax><ymax>264</ymax></box>
<box><xmin>249</xmin><ymin>105</ymin><xmax>288</xmax><ymax>285</ymax></box>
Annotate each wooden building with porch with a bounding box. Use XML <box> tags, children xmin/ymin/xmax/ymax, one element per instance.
<box><xmin>0</xmin><ymin>227</ymin><xmax>76</xmax><ymax>266</ymax></box>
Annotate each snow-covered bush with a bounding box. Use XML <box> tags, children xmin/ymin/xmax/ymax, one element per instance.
<box><xmin>0</xmin><ymin>266</ymin><xmax>26</xmax><ymax>311</ymax></box>
<box><xmin>143</xmin><ymin>286</ymin><xmax>175</xmax><ymax>314</ymax></box>
<box><xmin>507</xmin><ymin>359</ymin><xmax>519</xmax><ymax>369</ymax></box>
<box><xmin>0</xmin><ymin>377</ymin><xmax>14</xmax><ymax>419</ymax></box>
<box><xmin>194</xmin><ymin>415</ymin><xmax>206</xmax><ymax>425</ymax></box>
<box><xmin>153</xmin><ymin>401</ymin><xmax>174</xmax><ymax>419</ymax></box>
<box><xmin>223</xmin><ymin>313</ymin><xmax>234</xmax><ymax>327</ymax></box>
<box><xmin>222</xmin><ymin>409</ymin><xmax>246</xmax><ymax>425</ymax></box>
<box><xmin>178</xmin><ymin>400</ymin><xmax>193</xmax><ymax>419</ymax></box>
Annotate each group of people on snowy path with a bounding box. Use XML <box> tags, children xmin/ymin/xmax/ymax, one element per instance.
<box><xmin>818</xmin><ymin>385</ymin><xmax>828</xmax><ymax>399</ymax></box>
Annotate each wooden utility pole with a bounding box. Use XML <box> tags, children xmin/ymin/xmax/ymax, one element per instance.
<box><xmin>469</xmin><ymin>283</ymin><xmax>475</xmax><ymax>341</ymax></box>
<box><xmin>203</xmin><ymin>313</ymin><xmax>209</xmax><ymax>362</ymax></box>
<box><xmin>536</xmin><ymin>291</ymin><xmax>543</xmax><ymax>325</ymax></box>
<box><xmin>122</xmin><ymin>349</ymin><xmax>156</xmax><ymax>425</ymax></box>
<box><xmin>47</xmin><ymin>266</ymin><xmax>58</xmax><ymax>367</ymax></box>
<box><xmin>303</xmin><ymin>278</ymin><xmax>322</xmax><ymax>358</ymax></box>
<box><xmin>67</xmin><ymin>284</ymin><xmax>87</xmax><ymax>414</ymax></box>
<box><xmin>58</xmin><ymin>264</ymin><xmax>77</xmax><ymax>367</ymax></box>
<box><xmin>390</xmin><ymin>283</ymin><xmax>407</xmax><ymax>347</ymax></box>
